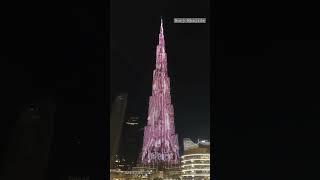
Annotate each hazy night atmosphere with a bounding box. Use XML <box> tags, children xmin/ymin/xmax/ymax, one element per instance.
<box><xmin>110</xmin><ymin>2</ymin><xmax>210</xmax><ymax>177</ymax></box>
<box><xmin>110</xmin><ymin>1</ymin><xmax>210</xmax><ymax>147</ymax></box>
<box><xmin>110</xmin><ymin>0</ymin><xmax>210</xmax><ymax>179</ymax></box>
<box><xmin>2</xmin><ymin>0</ymin><xmax>320</xmax><ymax>179</ymax></box>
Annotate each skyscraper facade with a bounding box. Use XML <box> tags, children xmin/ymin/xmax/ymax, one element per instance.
<box><xmin>141</xmin><ymin>18</ymin><xmax>180</xmax><ymax>167</ymax></box>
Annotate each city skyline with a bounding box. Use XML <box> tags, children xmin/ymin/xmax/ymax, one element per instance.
<box><xmin>111</xmin><ymin>15</ymin><xmax>210</xmax><ymax>171</ymax></box>
<box><xmin>110</xmin><ymin>15</ymin><xmax>210</xmax><ymax>143</ymax></box>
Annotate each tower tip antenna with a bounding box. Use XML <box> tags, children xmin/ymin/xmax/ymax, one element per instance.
<box><xmin>160</xmin><ymin>17</ymin><xmax>164</xmax><ymax>35</ymax></box>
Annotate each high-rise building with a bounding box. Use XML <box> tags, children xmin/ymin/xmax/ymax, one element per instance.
<box><xmin>181</xmin><ymin>138</ymin><xmax>210</xmax><ymax>180</ymax></box>
<box><xmin>141</xmin><ymin>18</ymin><xmax>180</xmax><ymax>167</ymax></box>
<box><xmin>119</xmin><ymin>116</ymin><xmax>142</xmax><ymax>169</ymax></box>
<box><xmin>110</xmin><ymin>93</ymin><xmax>128</xmax><ymax>168</ymax></box>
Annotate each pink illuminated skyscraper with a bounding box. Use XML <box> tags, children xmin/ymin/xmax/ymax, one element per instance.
<box><xmin>141</xmin><ymin>18</ymin><xmax>180</xmax><ymax>167</ymax></box>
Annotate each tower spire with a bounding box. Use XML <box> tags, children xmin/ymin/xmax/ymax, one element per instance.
<box><xmin>160</xmin><ymin>17</ymin><xmax>163</xmax><ymax>35</ymax></box>
<box><xmin>158</xmin><ymin>17</ymin><xmax>165</xmax><ymax>49</ymax></box>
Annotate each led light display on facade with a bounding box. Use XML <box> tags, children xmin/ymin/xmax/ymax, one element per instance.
<box><xmin>141</xmin><ymin>18</ymin><xmax>180</xmax><ymax>166</ymax></box>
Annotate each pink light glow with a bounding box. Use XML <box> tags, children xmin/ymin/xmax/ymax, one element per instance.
<box><xmin>141</xmin><ymin>18</ymin><xmax>180</xmax><ymax>166</ymax></box>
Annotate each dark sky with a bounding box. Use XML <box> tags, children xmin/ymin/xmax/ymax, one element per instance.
<box><xmin>110</xmin><ymin>0</ymin><xmax>210</xmax><ymax>143</ymax></box>
<box><xmin>1</xmin><ymin>1</ymin><xmax>105</xmax><ymax>179</ymax></box>
<box><xmin>214</xmin><ymin>1</ymin><xmax>320</xmax><ymax>179</ymax></box>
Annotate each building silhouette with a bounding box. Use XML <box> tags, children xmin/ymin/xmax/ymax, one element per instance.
<box><xmin>119</xmin><ymin>116</ymin><xmax>143</xmax><ymax>169</ymax></box>
<box><xmin>110</xmin><ymin>93</ymin><xmax>128</xmax><ymax>168</ymax></box>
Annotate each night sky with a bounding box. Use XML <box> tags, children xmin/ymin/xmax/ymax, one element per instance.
<box><xmin>110</xmin><ymin>0</ymin><xmax>211</xmax><ymax>144</ymax></box>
